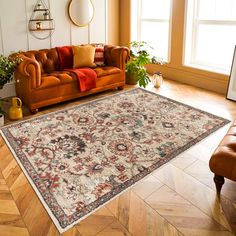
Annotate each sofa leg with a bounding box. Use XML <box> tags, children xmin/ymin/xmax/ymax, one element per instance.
<box><xmin>213</xmin><ymin>174</ymin><xmax>225</xmax><ymax>195</ymax></box>
<box><xmin>118</xmin><ymin>86</ymin><xmax>124</xmax><ymax>90</ymax></box>
<box><xmin>30</xmin><ymin>108</ymin><xmax>38</xmax><ymax>114</ymax></box>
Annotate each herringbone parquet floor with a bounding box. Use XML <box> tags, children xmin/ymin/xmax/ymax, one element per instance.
<box><xmin>0</xmin><ymin>79</ymin><xmax>236</xmax><ymax>236</ymax></box>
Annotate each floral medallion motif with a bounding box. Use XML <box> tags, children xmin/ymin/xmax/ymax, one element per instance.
<box><xmin>108</xmin><ymin>139</ymin><xmax>133</xmax><ymax>156</ymax></box>
<box><xmin>0</xmin><ymin>88</ymin><xmax>230</xmax><ymax>233</ymax></box>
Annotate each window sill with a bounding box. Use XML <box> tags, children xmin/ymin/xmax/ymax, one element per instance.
<box><xmin>183</xmin><ymin>63</ymin><xmax>230</xmax><ymax>76</ymax></box>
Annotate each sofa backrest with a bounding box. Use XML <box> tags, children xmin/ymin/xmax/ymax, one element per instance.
<box><xmin>18</xmin><ymin>45</ymin><xmax>129</xmax><ymax>74</ymax></box>
<box><xmin>104</xmin><ymin>45</ymin><xmax>129</xmax><ymax>69</ymax></box>
<box><xmin>104</xmin><ymin>45</ymin><xmax>116</xmax><ymax>67</ymax></box>
<box><xmin>22</xmin><ymin>48</ymin><xmax>59</xmax><ymax>73</ymax></box>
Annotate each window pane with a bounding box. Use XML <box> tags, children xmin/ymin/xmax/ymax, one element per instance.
<box><xmin>199</xmin><ymin>0</ymin><xmax>236</xmax><ymax>20</ymax></box>
<box><xmin>195</xmin><ymin>24</ymin><xmax>236</xmax><ymax>71</ymax></box>
<box><xmin>140</xmin><ymin>21</ymin><xmax>169</xmax><ymax>60</ymax></box>
<box><xmin>233</xmin><ymin>1</ymin><xmax>236</xmax><ymax>20</ymax></box>
<box><xmin>131</xmin><ymin>0</ymin><xmax>171</xmax><ymax>61</ymax></box>
<box><xmin>198</xmin><ymin>0</ymin><xmax>215</xmax><ymax>20</ymax></box>
<box><xmin>215</xmin><ymin>0</ymin><xmax>233</xmax><ymax>20</ymax></box>
<box><xmin>185</xmin><ymin>0</ymin><xmax>236</xmax><ymax>73</ymax></box>
<box><xmin>141</xmin><ymin>0</ymin><xmax>170</xmax><ymax>19</ymax></box>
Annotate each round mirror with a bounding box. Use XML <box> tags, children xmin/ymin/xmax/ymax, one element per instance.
<box><xmin>68</xmin><ymin>0</ymin><xmax>94</xmax><ymax>27</ymax></box>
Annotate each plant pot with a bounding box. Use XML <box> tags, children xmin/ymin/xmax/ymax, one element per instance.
<box><xmin>126</xmin><ymin>72</ymin><xmax>138</xmax><ymax>85</ymax></box>
<box><xmin>0</xmin><ymin>114</ymin><xmax>4</xmax><ymax>127</ymax></box>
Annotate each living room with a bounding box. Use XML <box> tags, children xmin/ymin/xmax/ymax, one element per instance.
<box><xmin>0</xmin><ymin>0</ymin><xmax>235</xmax><ymax>235</ymax></box>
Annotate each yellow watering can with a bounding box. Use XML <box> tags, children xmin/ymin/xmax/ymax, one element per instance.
<box><xmin>9</xmin><ymin>97</ymin><xmax>23</xmax><ymax>120</ymax></box>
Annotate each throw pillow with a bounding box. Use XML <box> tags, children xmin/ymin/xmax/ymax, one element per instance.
<box><xmin>94</xmin><ymin>45</ymin><xmax>105</xmax><ymax>66</ymax></box>
<box><xmin>72</xmin><ymin>45</ymin><xmax>96</xmax><ymax>68</ymax></box>
<box><xmin>56</xmin><ymin>46</ymin><xmax>73</xmax><ymax>70</ymax></box>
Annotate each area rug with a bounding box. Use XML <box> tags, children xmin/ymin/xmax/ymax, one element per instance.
<box><xmin>0</xmin><ymin>88</ymin><xmax>230</xmax><ymax>233</ymax></box>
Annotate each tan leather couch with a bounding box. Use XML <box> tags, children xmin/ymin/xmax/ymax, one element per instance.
<box><xmin>14</xmin><ymin>45</ymin><xmax>129</xmax><ymax>113</ymax></box>
<box><xmin>209</xmin><ymin>120</ymin><xmax>236</xmax><ymax>195</ymax></box>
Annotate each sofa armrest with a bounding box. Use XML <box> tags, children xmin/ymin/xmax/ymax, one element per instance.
<box><xmin>16</xmin><ymin>56</ymin><xmax>41</xmax><ymax>89</ymax></box>
<box><xmin>104</xmin><ymin>45</ymin><xmax>130</xmax><ymax>70</ymax></box>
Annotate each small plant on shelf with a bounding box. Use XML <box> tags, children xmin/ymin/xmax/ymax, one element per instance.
<box><xmin>126</xmin><ymin>41</ymin><xmax>165</xmax><ymax>88</ymax></box>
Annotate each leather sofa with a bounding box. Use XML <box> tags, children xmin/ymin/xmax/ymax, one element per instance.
<box><xmin>209</xmin><ymin>121</ymin><xmax>236</xmax><ymax>195</ymax></box>
<box><xmin>14</xmin><ymin>45</ymin><xmax>129</xmax><ymax>113</ymax></box>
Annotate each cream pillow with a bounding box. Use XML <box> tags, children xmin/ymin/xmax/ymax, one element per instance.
<box><xmin>72</xmin><ymin>45</ymin><xmax>96</xmax><ymax>68</ymax></box>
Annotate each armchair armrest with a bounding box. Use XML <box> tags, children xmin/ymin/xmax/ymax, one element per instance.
<box><xmin>104</xmin><ymin>45</ymin><xmax>130</xmax><ymax>70</ymax></box>
<box><xmin>16</xmin><ymin>55</ymin><xmax>41</xmax><ymax>89</ymax></box>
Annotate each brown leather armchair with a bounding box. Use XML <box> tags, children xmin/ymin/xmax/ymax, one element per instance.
<box><xmin>209</xmin><ymin>120</ymin><xmax>236</xmax><ymax>195</ymax></box>
<box><xmin>14</xmin><ymin>45</ymin><xmax>129</xmax><ymax>113</ymax></box>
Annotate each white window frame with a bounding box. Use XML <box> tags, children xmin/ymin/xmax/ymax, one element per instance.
<box><xmin>184</xmin><ymin>0</ymin><xmax>236</xmax><ymax>73</ymax></box>
<box><xmin>131</xmin><ymin>0</ymin><xmax>173</xmax><ymax>62</ymax></box>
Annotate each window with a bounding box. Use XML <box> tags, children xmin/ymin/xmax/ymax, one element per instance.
<box><xmin>131</xmin><ymin>0</ymin><xmax>172</xmax><ymax>61</ymax></box>
<box><xmin>184</xmin><ymin>0</ymin><xmax>236</xmax><ymax>74</ymax></box>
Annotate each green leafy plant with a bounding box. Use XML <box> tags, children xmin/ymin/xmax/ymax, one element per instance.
<box><xmin>0</xmin><ymin>54</ymin><xmax>21</xmax><ymax>89</ymax></box>
<box><xmin>0</xmin><ymin>105</ymin><xmax>4</xmax><ymax>115</ymax></box>
<box><xmin>126</xmin><ymin>41</ymin><xmax>164</xmax><ymax>88</ymax></box>
<box><xmin>0</xmin><ymin>53</ymin><xmax>22</xmax><ymax>115</ymax></box>
<box><xmin>0</xmin><ymin>100</ymin><xmax>5</xmax><ymax>115</ymax></box>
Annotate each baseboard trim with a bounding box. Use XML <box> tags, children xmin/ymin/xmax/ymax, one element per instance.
<box><xmin>146</xmin><ymin>64</ymin><xmax>229</xmax><ymax>95</ymax></box>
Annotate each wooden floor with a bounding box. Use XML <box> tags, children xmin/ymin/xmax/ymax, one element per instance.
<box><xmin>0</xmin><ymin>79</ymin><xmax>236</xmax><ymax>236</ymax></box>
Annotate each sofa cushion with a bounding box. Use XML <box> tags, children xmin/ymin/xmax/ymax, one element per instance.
<box><xmin>56</xmin><ymin>46</ymin><xmax>73</xmax><ymax>70</ymax></box>
<box><xmin>72</xmin><ymin>45</ymin><xmax>96</xmax><ymax>68</ymax></box>
<box><xmin>39</xmin><ymin>71</ymin><xmax>75</xmax><ymax>89</ymax></box>
<box><xmin>94</xmin><ymin>66</ymin><xmax>121</xmax><ymax>77</ymax></box>
<box><xmin>94</xmin><ymin>45</ymin><xmax>105</xmax><ymax>66</ymax></box>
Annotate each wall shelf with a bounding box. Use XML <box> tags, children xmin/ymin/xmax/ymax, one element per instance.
<box><xmin>33</xmin><ymin>8</ymin><xmax>48</xmax><ymax>12</ymax></box>
<box><xmin>28</xmin><ymin>0</ymin><xmax>55</xmax><ymax>40</ymax></box>
<box><xmin>29</xmin><ymin>19</ymin><xmax>54</xmax><ymax>22</ymax></box>
<box><xmin>29</xmin><ymin>28</ymin><xmax>55</xmax><ymax>32</ymax></box>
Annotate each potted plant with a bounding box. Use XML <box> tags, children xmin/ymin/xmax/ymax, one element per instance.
<box><xmin>126</xmin><ymin>41</ymin><xmax>164</xmax><ymax>88</ymax></box>
<box><xmin>0</xmin><ymin>100</ymin><xmax>5</xmax><ymax>126</ymax></box>
<box><xmin>0</xmin><ymin>54</ymin><xmax>21</xmax><ymax>126</ymax></box>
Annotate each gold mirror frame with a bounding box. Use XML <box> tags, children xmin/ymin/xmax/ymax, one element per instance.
<box><xmin>68</xmin><ymin>0</ymin><xmax>94</xmax><ymax>27</ymax></box>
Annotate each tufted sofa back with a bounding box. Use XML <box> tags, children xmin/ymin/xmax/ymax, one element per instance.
<box><xmin>104</xmin><ymin>45</ymin><xmax>117</xmax><ymax>67</ymax></box>
<box><xmin>18</xmin><ymin>45</ymin><xmax>129</xmax><ymax>74</ymax></box>
<box><xmin>104</xmin><ymin>45</ymin><xmax>129</xmax><ymax>70</ymax></box>
<box><xmin>22</xmin><ymin>48</ymin><xmax>59</xmax><ymax>73</ymax></box>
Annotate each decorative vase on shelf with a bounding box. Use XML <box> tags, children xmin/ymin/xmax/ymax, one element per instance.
<box><xmin>0</xmin><ymin>113</ymin><xmax>4</xmax><ymax>127</ymax></box>
<box><xmin>152</xmin><ymin>71</ymin><xmax>163</xmax><ymax>88</ymax></box>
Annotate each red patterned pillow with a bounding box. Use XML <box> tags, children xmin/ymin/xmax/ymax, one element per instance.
<box><xmin>94</xmin><ymin>45</ymin><xmax>105</xmax><ymax>66</ymax></box>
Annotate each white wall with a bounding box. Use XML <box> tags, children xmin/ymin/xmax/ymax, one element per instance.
<box><xmin>0</xmin><ymin>0</ymin><xmax>107</xmax><ymax>97</ymax></box>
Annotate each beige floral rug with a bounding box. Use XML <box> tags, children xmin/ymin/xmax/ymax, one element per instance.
<box><xmin>0</xmin><ymin>88</ymin><xmax>230</xmax><ymax>233</ymax></box>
